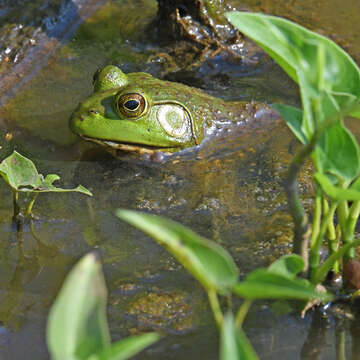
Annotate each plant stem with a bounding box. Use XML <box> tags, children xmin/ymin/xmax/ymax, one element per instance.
<box><xmin>323</xmin><ymin>199</ymin><xmax>337</xmax><ymax>253</ymax></box>
<box><xmin>338</xmin><ymin>199</ymin><xmax>349</xmax><ymax>233</ymax></box>
<box><xmin>235</xmin><ymin>299</ymin><xmax>252</xmax><ymax>328</ymax></box>
<box><xmin>207</xmin><ymin>289</ymin><xmax>223</xmax><ymax>329</ymax></box>
<box><xmin>25</xmin><ymin>193</ymin><xmax>38</xmax><ymax>217</ymax></box>
<box><xmin>310</xmin><ymin>188</ymin><xmax>322</xmax><ymax>248</ymax></box>
<box><xmin>12</xmin><ymin>189</ymin><xmax>20</xmax><ymax>221</ymax></box>
<box><xmin>309</xmin><ymin>201</ymin><xmax>338</xmax><ymax>281</ymax></box>
<box><xmin>312</xmin><ymin>237</ymin><xmax>360</xmax><ymax>285</ymax></box>
<box><xmin>323</xmin><ymin>199</ymin><xmax>338</xmax><ymax>273</ymax></box>
<box><xmin>342</xmin><ymin>200</ymin><xmax>360</xmax><ymax>262</ymax></box>
<box><xmin>284</xmin><ymin>136</ymin><xmax>318</xmax><ymax>274</ymax></box>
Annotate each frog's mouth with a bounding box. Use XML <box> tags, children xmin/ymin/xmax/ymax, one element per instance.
<box><xmin>81</xmin><ymin>135</ymin><xmax>175</xmax><ymax>155</ymax></box>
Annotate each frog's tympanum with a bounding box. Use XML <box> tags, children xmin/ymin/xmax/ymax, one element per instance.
<box><xmin>70</xmin><ymin>65</ymin><xmax>268</xmax><ymax>156</ymax></box>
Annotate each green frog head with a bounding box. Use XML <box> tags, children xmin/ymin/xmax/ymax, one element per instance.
<box><xmin>70</xmin><ymin>65</ymin><xmax>208</xmax><ymax>155</ymax></box>
<box><xmin>70</xmin><ymin>65</ymin><xmax>266</xmax><ymax>155</ymax></box>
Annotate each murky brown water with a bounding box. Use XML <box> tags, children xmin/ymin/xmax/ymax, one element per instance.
<box><xmin>0</xmin><ymin>0</ymin><xmax>359</xmax><ymax>359</ymax></box>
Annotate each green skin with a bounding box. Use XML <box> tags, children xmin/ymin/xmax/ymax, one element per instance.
<box><xmin>70</xmin><ymin>65</ymin><xmax>265</xmax><ymax>155</ymax></box>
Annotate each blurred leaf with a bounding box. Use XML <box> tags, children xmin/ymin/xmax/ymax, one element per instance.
<box><xmin>267</xmin><ymin>254</ymin><xmax>305</xmax><ymax>279</ymax></box>
<box><xmin>116</xmin><ymin>210</ymin><xmax>239</xmax><ymax>294</ymax></box>
<box><xmin>314</xmin><ymin>173</ymin><xmax>360</xmax><ymax>200</ymax></box>
<box><xmin>273</xmin><ymin>104</ymin><xmax>306</xmax><ymax>144</ymax></box>
<box><xmin>88</xmin><ymin>333</ymin><xmax>160</xmax><ymax>360</ymax></box>
<box><xmin>220</xmin><ymin>313</ymin><xmax>258</xmax><ymax>360</ymax></box>
<box><xmin>47</xmin><ymin>254</ymin><xmax>110</xmax><ymax>360</ymax></box>
<box><xmin>0</xmin><ymin>151</ymin><xmax>92</xmax><ymax>196</ymax></box>
<box><xmin>314</xmin><ymin>122</ymin><xmax>360</xmax><ymax>181</ymax></box>
<box><xmin>233</xmin><ymin>269</ymin><xmax>332</xmax><ymax>301</ymax></box>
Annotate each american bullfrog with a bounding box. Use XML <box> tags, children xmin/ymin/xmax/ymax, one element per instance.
<box><xmin>70</xmin><ymin>65</ymin><xmax>269</xmax><ymax>157</ymax></box>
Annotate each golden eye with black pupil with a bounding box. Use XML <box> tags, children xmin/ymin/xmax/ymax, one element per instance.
<box><xmin>124</xmin><ymin>99</ymin><xmax>139</xmax><ymax>111</ymax></box>
<box><xmin>116</xmin><ymin>93</ymin><xmax>146</xmax><ymax>118</ymax></box>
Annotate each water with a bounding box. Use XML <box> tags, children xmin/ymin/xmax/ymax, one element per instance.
<box><xmin>0</xmin><ymin>0</ymin><xmax>359</xmax><ymax>359</ymax></box>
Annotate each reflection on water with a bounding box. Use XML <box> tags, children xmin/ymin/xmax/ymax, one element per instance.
<box><xmin>0</xmin><ymin>0</ymin><xmax>360</xmax><ymax>359</ymax></box>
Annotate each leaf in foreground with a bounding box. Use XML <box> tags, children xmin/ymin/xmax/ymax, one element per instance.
<box><xmin>0</xmin><ymin>151</ymin><xmax>92</xmax><ymax>195</ymax></box>
<box><xmin>116</xmin><ymin>209</ymin><xmax>239</xmax><ymax>294</ymax></box>
<box><xmin>220</xmin><ymin>313</ymin><xmax>258</xmax><ymax>360</ymax></box>
<box><xmin>314</xmin><ymin>173</ymin><xmax>360</xmax><ymax>201</ymax></box>
<box><xmin>233</xmin><ymin>266</ymin><xmax>332</xmax><ymax>302</ymax></box>
<box><xmin>47</xmin><ymin>253</ymin><xmax>110</xmax><ymax>360</ymax></box>
<box><xmin>267</xmin><ymin>254</ymin><xmax>305</xmax><ymax>279</ymax></box>
<box><xmin>88</xmin><ymin>333</ymin><xmax>160</xmax><ymax>360</ymax></box>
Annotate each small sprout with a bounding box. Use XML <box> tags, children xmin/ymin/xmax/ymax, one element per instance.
<box><xmin>0</xmin><ymin>151</ymin><xmax>92</xmax><ymax>219</ymax></box>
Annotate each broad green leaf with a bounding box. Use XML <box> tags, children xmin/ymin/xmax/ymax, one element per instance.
<box><xmin>0</xmin><ymin>151</ymin><xmax>92</xmax><ymax>196</ymax></box>
<box><xmin>273</xmin><ymin>104</ymin><xmax>306</xmax><ymax>144</ymax></box>
<box><xmin>233</xmin><ymin>269</ymin><xmax>332</xmax><ymax>301</ymax></box>
<box><xmin>88</xmin><ymin>333</ymin><xmax>160</xmax><ymax>360</ymax></box>
<box><xmin>267</xmin><ymin>254</ymin><xmax>305</xmax><ymax>279</ymax></box>
<box><xmin>315</xmin><ymin>173</ymin><xmax>360</xmax><ymax>200</ymax></box>
<box><xmin>312</xmin><ymin>238</ymin><xmax>360</xmax><ymax>284</ymax></box>
<box><xmin>314</xmin><ymin>122</ymin><xmax>360</xmax><ymax>181</ymax></box>
<box><xmin>0</xmin><ymin>151</ymin><xmax>43</xmax><ymax>190</ymax></box>
<box><xmin>116</xmin><ymin>210</ymin><xmax>239</xmax><ymax>294</ymax></box>
<box><xmin>226</xmin><ymin>12</ymin><xmax>360</xmax><ymax>140</ymax></box>
<box><xmin>220</xmin><ymin>313</ymin><xmax>258</xmax><ymax>360</ymax></box>
<box><xmin>47</xmin><ymin>254</ymin><xmax>110</xmax><ymax>360</ymax></box>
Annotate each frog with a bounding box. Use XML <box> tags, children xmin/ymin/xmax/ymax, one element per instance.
<box><xmin>70</xmin><ymin>65</ymin><xmax>269</xmax><ymax>157</ymax></box>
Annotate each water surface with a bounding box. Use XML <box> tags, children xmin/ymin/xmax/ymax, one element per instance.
<box><xmin>0</xmin><ymin>0</ymin><xmax>359</xmax><ymax>359</ymax></box>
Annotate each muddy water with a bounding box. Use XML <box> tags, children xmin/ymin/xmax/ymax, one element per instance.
<box><xmin>0</xmin><ymin>0</ymin><xmax>359</xmax><ymax>359</ymax></box>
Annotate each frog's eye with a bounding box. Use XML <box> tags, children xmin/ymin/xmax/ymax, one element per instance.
<box><xmin>116</xmin><ymin>93</ymin><xmax>146</xmax><ymax>118</ymax></box>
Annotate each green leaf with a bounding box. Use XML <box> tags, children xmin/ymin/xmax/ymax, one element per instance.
<box><xmin>116</xmin><ymin>210</ymin><xmax>239</xmax><ymax>294</ymax></box>
<box><xmin>0</xmin><ymin>151</ymin><xmax>92</xmax><ymax>196</ymax></box>
<box><xmin>87</xmin><ymin>333</ymin><xmax>160</xmax><ymax>360</ymax></box>
<box><xmin>315</xmin><ymin>173</ymin><xmax>360</xmax><ymax>200</ymax></box>
<box><xmin>0</xmin><ymin>151</ymin><xmax>43</xmax><ymax>190</ymax></box>
<box><xmin>233</xmin><ymin>269</ymin><xmax>332</xmax><ymax>301</ymax></box>
<box><xmin>220</xmin><ymin>312</ymin><xmax>258</xmax><ymax>360</ymax></box>
<box><xmin>273</xmin><ymin>104</ymin><xmax>307</xmax><ymax>144</ymax></box>
<box><xmin>267</xmin><ymin>254</ymin><xmax>305</xmax><ymax>279</ymax></box>
<box><xmin>47</xmin><ymin>254</ymin><xmax>110</xmax><ymax>360</ymax></box>
<box><xmin>314</xmin><ymin>122</ymin><xmax>360</xmax><ymax>181</ymax></box>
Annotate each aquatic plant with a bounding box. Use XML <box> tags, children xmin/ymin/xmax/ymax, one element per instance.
<box><xmin>47</xmin><ymin>253</ymin><xmax>159</xmax><ymax>360</ymax></box>
<box><xmin>117</xmin><ymin>210</ymin><xmax>331</xmax><ymax>359</ymax></box>
<box><xmin>227</xmin><ymin>12</ymin><xmax>360</xmax><ymax>284</ymax></box>
<box><xmin>0</xmin><ymin>151</ymin><xmax>92</xmax><ymax>220</ymax></box>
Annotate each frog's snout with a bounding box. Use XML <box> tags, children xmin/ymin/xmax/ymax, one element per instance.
<box><xmin>69</xmin><ymin>102</ymin><xmax>86</xmax><ymax>134</ymax></box>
